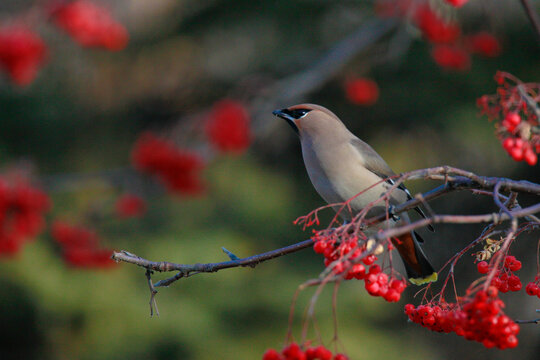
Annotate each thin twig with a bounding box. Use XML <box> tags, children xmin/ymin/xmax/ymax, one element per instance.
<box><xmin>520</xmin><ymin>0</ymin><xmax>540</xmax><ymax>45</ymax></box>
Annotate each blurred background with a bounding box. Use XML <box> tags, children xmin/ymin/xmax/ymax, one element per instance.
<box><xmin>0</xmin><ymin>0</ymin><xmax>539</xmax><ymax>359</ymax></box>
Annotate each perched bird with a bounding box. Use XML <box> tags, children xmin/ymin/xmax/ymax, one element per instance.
<box><xmin>273</xmin><ymin>104</ymin><xmax>437</xmax><ymax>285</ymax></box>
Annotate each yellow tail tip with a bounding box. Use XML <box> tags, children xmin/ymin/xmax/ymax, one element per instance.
<box><xmin>409</xmin><ymin>272</ymin><xmax>438</xmax><ymax>286</ymax></box>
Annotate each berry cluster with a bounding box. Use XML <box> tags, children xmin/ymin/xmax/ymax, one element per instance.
<box><xmin>476</xmin><ymin>255</ymin><xmax>522</xmax><ymax>293</ymax></box>
<box><xmin>405</xmin><ymin>288</ymin><xmax>519</xmax><ymax>349</ymax></box>
<box><xmin>205</xmin><ymin>100</ymin><xmax>252</xmax><ymax>154</ymax></box>
<box><xmin>131</xmin><ymin>132</ymin><xmax>205</xmax><ymax>195</ymax></box>
<box><xmin>312</xmin><ymin>234</ymin><xmax>406</xmax><ymax>302</ymax></box>
<box><xmin>0</xmin><ymin>1</ymin><xmax>128</xmax><ymax>86</ymax></box>
<box><xmin>375</xmin><ymin>1</ymin><xmax>501</xmax><ymax>72</ymax></box>
<box><xmin>51</xmin><ymin>221</ymin><xmax>116</xmax><ymax>268</ymax></box>
<box><xmin>525</xmin><ymin>275</ymin><xmax>540</xmax><ymax>298</ymax></box>
<box><xmin>344</xmin><ymin>78</ymin><xmax>380</xmax><ymax>106</ymax></box>
<box><xmin>0</xmin><ymin>179</ymin><xmax>50</xmax><ymax>256</ymax></box>
<box><xmin>115</xmin><ymin>193</ymin><xmax>147</xmax><ymax>219</ymax></box>
<box><xmin>478</xmin><ymin>71</ymin><xmax>539</xmax><ymax>166</ymax></box>
<box><xmin>0</xmin><ymin>25</ymin><xmax>48</xmax><ymax>86</ymax></box>
<box><xmin>52</xmin><ymin>0</ymin><xmax>128</xmax><ymax>50</ymax></box>
<box><xmin>262</xmin><ymin>343</ymin><xmax>348</xmax><ymax>360</ymax></box>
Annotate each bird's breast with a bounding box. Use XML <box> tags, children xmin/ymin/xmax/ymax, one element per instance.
<box><xmin>301</xmin><ymin>139</ymin><xmax>390</xmax><ymax>219</ymax></box>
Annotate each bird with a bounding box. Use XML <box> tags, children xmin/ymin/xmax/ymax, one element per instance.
<box><xmin>273</xmin><ymin>103</ymin><xmax>437</xmax><ymax>285</ymax></box>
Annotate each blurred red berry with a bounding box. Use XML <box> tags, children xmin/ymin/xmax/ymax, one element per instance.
<box><xmin>431</xmin><ymin>45</ymin><xmax>471</xmax><ymax>71</ymax></box>
<box><xmin>477</xmin><ymin>261</ymin><xmax>489</xmax><ymax>274</ymax></box>
<box><xmin>333</xmin><ymin>354</ymin><xmax>349</xmax><ymax>360</ymax></box>
<box><xmin>345</xmin><ymin>78</ymin><xmax>379</xmax><ymax>106</ymax></box>
<box><xmin>115</xmin><ymin>194</ymin><xmax>146</xmax><ymax>218</ymax></box>
<box><xmin>131</xmin><ymin>132</ymin><xmax>205</xmax><ymax>195</ymax></box>
<box><xmin>466</xmin><ymin>32</ymin><xmax>501</xmax><ymax>57</ymax></box>
<box><xmin>206</xmin><ymin>100</ymin><xmax>252</xmax><ymax>154</ymax></box>
<box><xmin>51</xmin><ymin>221</ymin><xmax>116</xmax><ymax>269</ymax></box>
<box><xmin>503</xmin><ymin>112</ymin><xmax>521</xmax><ymax>131</ymax></box>
<box><xmin>524</xmin><ymin>148</ymin><xmax>538</xmax><ymax>166</ymax></box>
<box><xmin>262</xmin><ymin>348</ymin><xmax>283</xmax><ymax>360</ymax></box>
<box><xmin>282</xmin><ymin>343</ymin><xmax>305</xmax><ymax>360</ymax></box>
<box><xmin>52</xmin><ymin>221</ymin><xmax>99</xmax><ymax>249</ymax></box>
<box><xmin>445</xmin><ymin>0</ymin><xmax>468</xmax><ymax>7</ymax></box>
<box><xmin>52</xmin><ymin>0</ymin><xmax>128</xmax><ymax>50</ymax></box>
<box><xmin>415</xmin><ymin>6</ymin><xmax>460</xmax><ymax>44</ymax></box>
<box><xmin>0</xmin><ymin>179</ymin><xmax>50</xmax><ymax>256</ymax></box>
<box><xmin>0</xmin><ymin>24</ymin><xmax>48</xmax><ymax>86</ymax></box>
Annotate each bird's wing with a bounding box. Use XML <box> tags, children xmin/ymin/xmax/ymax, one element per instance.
<box><xmin>350</xmin><ymin>138</ymin><xmax>434</xmax><ymax>233</ymax></box>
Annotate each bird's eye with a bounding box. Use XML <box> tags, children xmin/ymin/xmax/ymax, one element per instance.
<box><xmin>288</xmin><ymin>109</ymin><xmax>311</xmax><ymax>119</ymax></box>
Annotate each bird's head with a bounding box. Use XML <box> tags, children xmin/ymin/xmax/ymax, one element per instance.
<box><xmin>272</xmin><ymin>104</ymin><xmax>345</xmax><ymax>139</ymax></box>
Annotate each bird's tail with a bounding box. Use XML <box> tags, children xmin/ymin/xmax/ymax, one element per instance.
<box><xmin>391</xmin><ymin>232</ymin><xmax>437</xmax><ymax>286</ymax></box>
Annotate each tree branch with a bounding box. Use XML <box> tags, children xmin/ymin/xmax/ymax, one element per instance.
<box><xmin>112</xmin><ymin>239</ymin><xmax>315</xmax><ymax>286</ymax></box>
<box><xmin>113</xmin><ymin>166</ymin><xmax>540</xmax><ymax>289</ymax></box>
<box><xmin>520</xmin><ymin>0</ymin><xmax>540</xmax><ymax>45</ymax></box>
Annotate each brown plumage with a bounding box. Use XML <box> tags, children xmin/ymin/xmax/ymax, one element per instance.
<box><xmin>273</xmin><ymin>103</ymin><xmax>437</xmax><ymax>285</ymax></box>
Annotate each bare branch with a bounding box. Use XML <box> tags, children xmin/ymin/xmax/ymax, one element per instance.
<box><xmin>112</xmin><ymin>239</ymin><xmax>315</xmax><ymax>285</ymax></box>
<box><xmin>520</xmin><ymin>0</ymin><xmax>540</xmax><ymax>45</ymax></box>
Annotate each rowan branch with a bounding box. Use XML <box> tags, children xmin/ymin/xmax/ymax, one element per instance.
<box><xmin>112</xmin><ymin>166</ymin><xmax>540</xmax><ymax>314</ymax></box>
<box><xmin>113</xmin><ymin>166</ymin><xmax>540</xmax><ymax>277</ymax></box>
<box><xmin>112</xmin><ymin>239</ymin><xmax>315</xmax><ymax>286</ymax></box>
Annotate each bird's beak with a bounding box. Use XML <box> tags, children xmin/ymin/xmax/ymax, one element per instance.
<box><xmin>272</xmin><ymin>108</ymin><xmax>299</xmax><ymax>135</ymax></box>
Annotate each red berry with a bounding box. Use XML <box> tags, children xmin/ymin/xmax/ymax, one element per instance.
<box><xmin>502</xmin><ymin>137</ymin><xmax>515</xmax><ymax>151</ymax></box>
<box><xmin>52</xmin><ymin>0</ymin><xmax>128</xmax><ymax>50</ymax></box>
<box><xmin>368</xmin><ymin>264</ymin><xmax>381</xmax><ymax>274</ymax></box>
<box><xmin>131</xmin><ymin>133</ymin><xmax>205</xmax><ymax>195</ymax></box>
<box><xmin>505</xmin><ymin>335</ymin><xmax>518</xmax><ymax>348</ymax></box>
<box><xmin>508</xmin><ymin>260</ymin><xmax>522</xmax><ymax>272</ymax></box>
<box><xmin>524</xmin><ymin>148</ymin><xmax>538</xmax><ymax>166</ymax></box>
<box><xmin>313</xmin><ymin>241</ymin><xmax>326</xmax><ymax>254</ymax></box>
<box><xmin>466</xmin><ymin>32</ymin><xmax>501</xmax><ymax>57</ymax></box>
<box><xmin>115</xmin><ymin>194</ymin><xmax>146</xmax><ymax>218</ymax></box>
<box><xmin>508</xmin><ymin>275</ymin><xmax>521</xmax><ymax>287</ymax></box>
<box><xmin>362</xmin><ymin>254</ymin><xmax>376</xmax><ymax>265</ymax></box>
<box><xmin>509</xmin><ymin>146</ymin><xmax>524</xmax><ymax>161</ymax></box>
<box><xmin>344</xmin><ymin>78</ymin><xmax>379</xmax><ymax>106</ymax></box>
<box><xmin>390</xmin><ymin>279</ymin><xmax>406</xmax><ymax>293</ymax></box>
<box><xmin>384</xmin><ymin>288</ymin><xmax>401</xmax><ymax>302</ymax></box>
<box><xmin>263</xmin><ymin>349</ymin><xmax>283</xmax><ymax>360</ymax></box>
<box><xmin>431</xmin><ymin>45</ymin><xmax>471</xmax><ymax>71</ymax></box>
<box><xmin>366</xmin><ymin>281</ymin><xmax>380</xmax><ymax>296</ymax></box>
<box><xmin>351</xmin><ymin>263</ymin><xmax>366</xmax><ymax>279</ymax></box>
<box><xmin>333</xmin><ymin>355</ymin><xmax>349</xmax><ymax>360</ymax></box>
<box><xmin>377</xmin><ymin>273</ymin><xmax>389</xmax><ymax>285</ymax></box>
<box><xmin>502</xmin><ymin>119</ymin><xmax>517</xmax><ymax>132</ymax></box>
<box><xmin>415</xmin><ymin>5</ymin><xmax>461</xmax><ymax>44</ymax></box>
<box><xmin>0</xmin><ymin>25</ymin><xmax>48</xmax><ymax>86</ymax></box>
<box><xmin>404</xmin><ymin>304</ymin><xmax>415</xmax><ymax>315</ymax></box>
<box><xmin>505</xmin><ymin>113</ymin><xmax>521</xmax><ymax>126</ymax></box>
<box><xmin>206</xmin><ymin>100</ymin><xmax>251</xmax><ymax>153</ymax></box>
<box><xmin>314</xmin><ymin>346</ymin><xmax>332</xmax><ymax>360</ymax></box>
<box><xmin>477</xmin><ymin>261</ymin><xmax>489</xmax><ymax>274</ymax></box>
<box><xmin>282</xmin><ymin>343</ymin><xmax>305</xmax><ymax>360</ymax></box>
<box><xmin>525</xmin><ymin>282</ymin><xmax>539</xmax><ymax>296</ymax></box>
<box><xmin>305</xmin><ymin>348</ymin><xmax>317</xmax><ymax>360</ymax></box>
